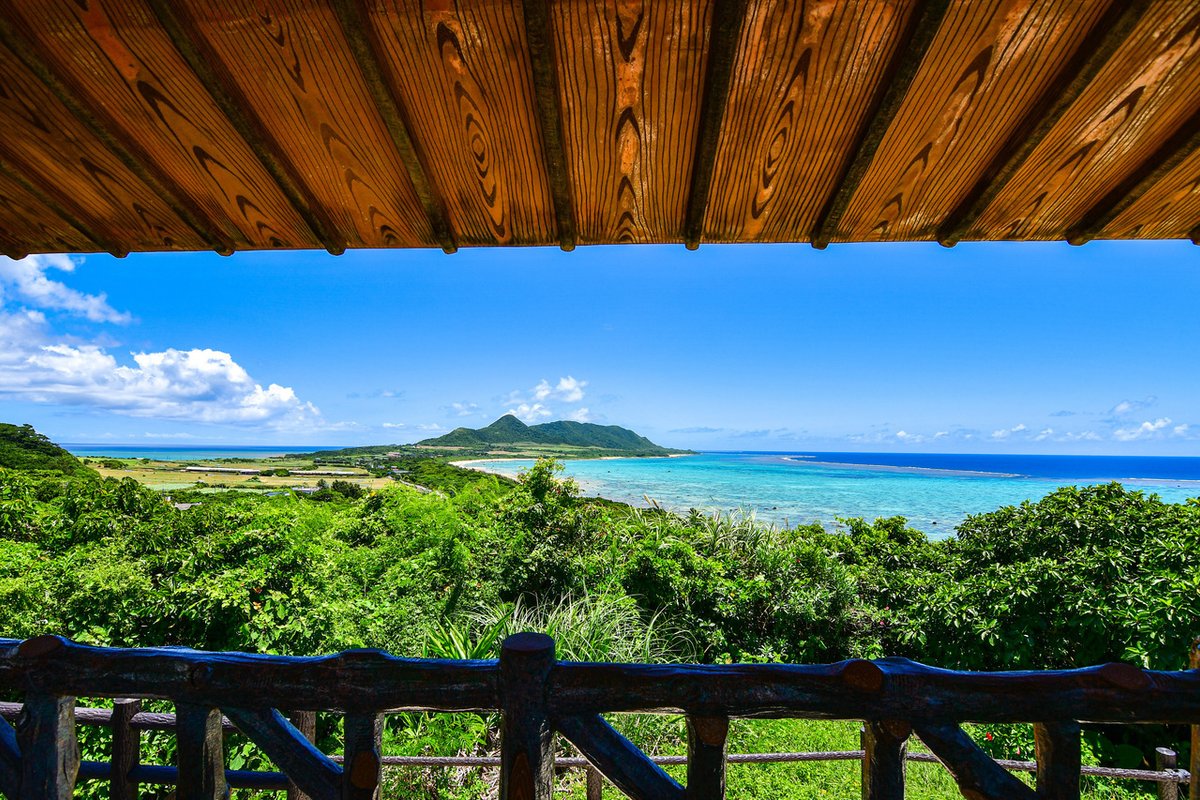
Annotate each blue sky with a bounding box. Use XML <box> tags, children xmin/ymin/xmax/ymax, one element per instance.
<box><xmin>1</xmin><ymin>240</ymin><xmax>1197</xmax><ymax>454</ymax></box>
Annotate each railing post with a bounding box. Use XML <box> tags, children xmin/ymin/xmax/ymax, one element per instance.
<box><xmin>110</xmin><ymin>698</ymin><xmax>141</xmax><ymax>800</ymax></box>
<box><xmin>343</xmin><ymin>713</ymin><xmax>383</xmax><ymax>800</ymax></box>
<box><xmin>1156</xmin><ymin>748</ymin><xmax>1178</xmax><ymax>800</ymax></box>
<box><xmin>175</xmin><ymin>702</ymin><xmax>227</xmax><ymax>800</ymax></box>
<box><xmin>1034</xmin><ymin>722</ymin><xmax>1081</xmax><ymax>800</ymax></box>
<box><xmin>1191</xmin><ymin>637</ymin><xmax>1199</xmax><ymax>800</ymax></box>
<box><xmin>499</xmin><ymin>633</ymin><xmax>556</xmax><ymax>800</ymax></box>
<box><xmin>16</xmin><ymin>693</ymin><xmax>79</xmax><ymax>800</ymax></box>
<box><xmin>686</xmin><ymin>716</ymin><xmax>728</xmax><ymax>800</ymax></box>
<box><xmin>586</xmin><ymin>765</ymin><xmax>603</xmax><ymax>800</ymax></box>
<box><xmin>862</xmin><ymin>720</ymin><xmax>910</xmax><ymax>800</ymax></box>
<box><xmin>288</xmin><ymin>711</ymin><xmax>317</xmax><ymax>800</ymax></box>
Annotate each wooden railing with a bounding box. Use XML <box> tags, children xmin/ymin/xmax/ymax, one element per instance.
<box><xmin>2</xmin><ymin>633</ymin><xmax>1199</xmax><ymax>800</ymax></box>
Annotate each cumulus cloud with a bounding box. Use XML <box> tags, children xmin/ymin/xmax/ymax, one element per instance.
<box><xmin>1034</xmin><ymin>427</ymin><xmax>1054</xmax><ymax>441</ymax></box>
<box><xmin>382</xmin><ymin>422</ymin><xmax>407</xmax><ymax>429</ymax></box>
<box><xmin>567</xmin><ymin>407</ymin><xmax>592</xmax><ymax>423</ymax></box>
<box><xmin>990</xmin><ymin>423</ymin><xmax>1027</xmax><ymax>440</ymax></box>
<box><xmin>1109</xmin><ymin>397</ymin><xmax>1157</xmax><ymax>416</ymax></box>
<box><xmin>0</xmin><ymin>307</ymin><xmax>320</xmax><ymax>430</ymax></box>
<box><xmin>505</xmin><ymin>376</ymin><xmax>588</xmax><ymax>421</ymax></box>
<box><xmin>507</xmin><ymin>402</ymin><xmax>552</xmax><ymax>423</ymax></box>
<box><xmin>0</xmin><ymin>255</ymin><xmax>131</xmax><ymax>323</ymax></box>
<box><xmin>1112</xmin><ymin>418</ymin><xmax>1172</xmax><ymax>442</ymax></box>
<box><xmin>417</xmin><ymin>423</ymin><xmax>444</xmax><ymax>432</ymax></box>
<box><xmin>449</xmin><ymin>402</ymin><xmax>478</xmax><ymax>417</ymax></box>
<box><xmin>1174</xmin><ymin>423</ymin><xmax>1190</xmax><ymax>437</ymax></box>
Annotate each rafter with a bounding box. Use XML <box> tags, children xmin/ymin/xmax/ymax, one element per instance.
<box><xmin>682</xmin><ymin>0</ymin><xmax>748</xmax><ymax>250</ymax></box>
<box><xmin>811</xmin><ymin>0</ymin><xmax>952</xmax><ymax>249</ymax></box>
<box><xmin>145</xmin><ymin>0</ymin><xmax>347</xmax><ymax>256</ymax></box>
<box><xmin>938</xmin><ymin>0</ymin><xmax>1150</xmax><ymax>246</ymax></box>
<box><xmin>521</xmin><ymin>0</ymin><xmax>576</xmax><ymax>251</ymax></box>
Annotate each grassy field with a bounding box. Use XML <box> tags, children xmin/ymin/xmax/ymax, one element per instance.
<box><xmin>84</xmin><ymin>458</ymin><xmax>391</xmax><ymax>492</ymax></box>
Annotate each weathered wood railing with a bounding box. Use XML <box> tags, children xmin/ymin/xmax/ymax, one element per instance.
<box><xmin>2</xmin><ymin>633</ymin><xmax>1199</xmax><ymax>800</ymax></box>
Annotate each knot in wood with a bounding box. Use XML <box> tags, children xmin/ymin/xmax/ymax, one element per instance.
<box><xmin>188</xmin><ymin>663</ymin><xmax>213</xmax><ymax>687</ymax></box>
<box><xmin>841</xmin><ymin>659</ymin><xmax>885</xmax><ymax>693</ymax></box>
<box><xmin>17</xmin><ymin>635</ymin><xmax>66</xmax><ymax>658</ymax></box>
<box><xmin>689</xmin><ymin>715</ymin><xmax>729</xmax><ymax>746</ymax></box>
<box><xmin>1097</xmin><ymin>662</ymin><xmax>1150</xmax><ymax>691</ymax></box>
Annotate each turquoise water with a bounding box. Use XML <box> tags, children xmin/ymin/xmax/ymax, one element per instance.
<box><xmin>462</xmin><ymin>452</ymin><xmax>1200</xmax><ymax>537</ymax></box>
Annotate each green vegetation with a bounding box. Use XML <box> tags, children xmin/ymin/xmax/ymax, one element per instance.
<box><xmin>303</xmin><ymin>414</ymin><xmax>693</xmax><ymax>461</ymax></box>
<box><xmin>1</xmin><ymin>424</ymin><xmax>1195</xmax><ymax>799</ymax></box>
<box><xmin>0</xmin><ymin>423</ymin><xmax>90</xmax><ymax>475</ymax></box>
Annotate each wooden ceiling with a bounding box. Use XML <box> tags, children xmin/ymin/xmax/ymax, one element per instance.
<box><xmin>0</xmin><ymin>0</ymin><xmax>1198</xmax><ymax>257</ymax></box>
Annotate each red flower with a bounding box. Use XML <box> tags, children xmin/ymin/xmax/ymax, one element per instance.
<box><xmin>985</xmin><ymin>733</ymin><xmax>994</xmax><ymax>741</ymax></box>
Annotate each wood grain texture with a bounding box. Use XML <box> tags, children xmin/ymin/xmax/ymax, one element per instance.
<box><xmin>176</xmin><ymin>703</ymin><xmax>226</xmax><ymax>800</ymax></box>
<box><xmin>703</xmin><ymin>0</ymin><xmax>919</xmax><ymax>243</ymax></box>
<box><xmin>862</xmin><ymin>720</ymin><xmax>910</xmax><ymax>800</ymax></box>
<box><xmin>368</xmin><ymin>0</ymin><xmax>555</xmax><ymax>246</ymax></box>
<box><xmin>499</xmin><ymin>633</ymin><xmax>555</xmax><ymax>800</ymax></box>
<box><xmin>110</xmin><ymin>699</ymin><xmax>141</xmax><ymax>800</ymax></box>
<box><xmin>685</xmin><ymin>716</ymin><xmax>728</xmax><ymax>800</ymax></box>
<box><xmin>838</xmin><ymin>0</ymin><xmax>1111</xmax><ymax>241</ymax></box>
<box><xmin>975</xmin><ymin>2</ymin><xmax>1200</xmax><ymax>239</ymax></box>
<box><xmin>1034</xmin><ymin>722</ymin><xmax>1081</xmax><ymax>800</ymax></box>
<box><xmin>184</xmin><ymin>0</ymin><xmax>435</xmax><ymax>248</ymax></box>
<box><xmin>1105</xmin><ymin>143</ymin><xmax>1200</xmax><ymax>240</ymax></box>
<box><xmin>16</xmin><ymin>694</ymin><xmax>79</xmax><ymax>800</ymax></box>
<box><xmin>342</xmin><ymin>713</ymin><xmax>383</xmax><ymax>800</ymax></box>
<box><xmin>551</xmin><ymin>0</ymin><xmax>712</xmax><ymax>245</ymax></box>
<box><xmin>0</xmin><ymin>167</ymin><xmax>101</xmax><ymax>255</ymax></box>
<box><xmin>0</xmin><ymin>44</ymin><xmax>202</xmax><ymax>252</ymax></box>
<box><xmin>3</xmin><ymin>0</ymin><xmax>316</xmax><ymax>251</ymax></box>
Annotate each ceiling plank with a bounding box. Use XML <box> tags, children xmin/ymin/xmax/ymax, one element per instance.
<box><xmin>145</xmin><ymin>0</ymin><xmax>347</xmax><ymax>255</ymax></box>
<box><xmin>1066</xmin><ymin>106</ymin><xmax>1200</xmax><ymax>244</ymax></box>
<box><xmin>683</xmin><ymin>0</ymin><xmax>748</xmax><ymax>250</ymax></box>
<box><xmin>810</xmin><ymin>0</ymin><xmax>953</xmax><ymax>249</ymax></box>
<box><xmin>330</xmin><ymin>0</ymin><xmax>457</xmax><ymax>254</ymax></box>
<box><xmin>0</xmin><ymin>152</ymin><xmax>122</xmax><ymax>257</ymax></box>
<box><xmin>522</xmin><ymin>0</ymin><xmax>575</xmax><ymax>251</ymax></box>
<box><xmin>937</xmin><ymin>0</ymin><xmax>1148</xmax><ymax>246</ymax></box>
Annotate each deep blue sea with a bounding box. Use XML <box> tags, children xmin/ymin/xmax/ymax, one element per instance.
<box><xmin>463</xmin><ymin>451</ymin><xmax>1200</xmax><ymax>537</ymax></box>
<box><xmin>63</xmin><ymin>445</ymin><xmax>340</xmax><ymax>461</ymax></box>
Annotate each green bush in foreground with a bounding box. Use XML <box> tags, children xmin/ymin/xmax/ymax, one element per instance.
<box><xmin>0</xmin><ymin>459</ymin><xmax>1196</xmax><ymax>799</ymax></box>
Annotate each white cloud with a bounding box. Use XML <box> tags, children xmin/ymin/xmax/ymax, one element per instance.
<box><xmin>1113</xmin><ymin>417</ymin><xmax>1172</xmax><ymax>442</ymax></box>
<box><xmin>568</xmin><ymin>407</ymin><xmax>592</xmax><ymax>423</ymax></box>
<box><xmin>895</xmin><ymin>430</ymin><xmax>924</xmax><ymax>443</ymax></box>
<box><xmin>382</xmin><ymin>422</ymin><xmax>407</xmax><ymax>429</ymax></box>
<box><xmin>417</xmin><ymin>423</ymin><xmax>444</xmax><ymax>432</ymax></box>
<box><xmin>1034</xmin><ymin>427</ymin><xmax>1054</xmax><ymax>441</ymax></box>
<box><xmin>1173</xmin><ymin>423</ymin><xmax>1190</xmax><ymax>437</ymax></box>
<box><xmin>1108</xmin><ymin>397</ymin><xmax>1156</xmax><ymax>417</ymax></box>
<box><xmin>1064</xmin><ymin>431</ymin><xmax>1101</xmax><ymax>441</ymax></box>
<box><xmin>507</xmin><ymin>402</ymin><xmax>552</xmax><ymax>423</ymax></box>
<box><xmin>990</xmin><ymin>423</ymin><xmax>1027</xmax><ymax>440</ymax></box>
<box><xmin>0</xmin><ymin>255</ymin><xmax>130</xmax><ymax>323</ymax></box>
<box><xmin>449</xmin><ymin>402</ymin><xmax>478</xmax><ymax>417</ymax></box>
<box><xmin>933</xmin><ymin>431</ymin><xmax>948</xmax><ymax>439</ymax></box>
<box><xmin>554</xmin><ymin>376</ymin><xmax>587</xmax><ymax>403</ymax></box>
<box><xmin>0</xmin><ymin>310</ymin><xmax>319</xmax><ymax>429</ymax></box>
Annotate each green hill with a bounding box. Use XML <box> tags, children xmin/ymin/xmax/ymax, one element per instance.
<box><xmin>0</xmin><ymin>423</ymin><xmax>91</xmax><ymax>475</ymax></box>
<box><xmin>417</xmin><ymin>415</ymin><xmax>686</xmax><ymax>456</ymax></box>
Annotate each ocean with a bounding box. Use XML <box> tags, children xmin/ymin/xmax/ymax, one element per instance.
<box><xmin>461</xmin><ymin>451</ymin><xmax>1200</xmax><ymax>537</ymax></box>
<box><xmin>63</xmin><ymin>445</ymin><xmax>339</xmax><ymax>461</ymax></box>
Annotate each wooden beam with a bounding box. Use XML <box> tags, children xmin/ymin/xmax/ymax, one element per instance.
<box><xmin>17</xmin><ymin>694</ymin><xmax>79</xmax><ymax>800</ymax></box>
<box><xmin>110</xmin><ymin>699</ymin><xmax>141</xmax><ymax>800</ymax></box>
<box><xmin>176</xmin><ymin>703</ymin><xmax>227</xmax><ymax>800</ymax></box>
<box><xmin>144</xmin><ymin>0</ymin><xmax>348</xmax><ymax>256</ymax></box>
<box><xmin>343</xmin><ymin>713</ymin><xmax>383</xmax><ymax>800</ymax></box>
<box><xmin>222</xmin><ymin>707</ymin><xmax>340</xmax><ymax>800</ymax></box>
<box><xmin>1034</xmin><ymin>722</ymin><xmax>1081</xmax><ymax>800</ymax></box>
<box><xmin>862</xmin><ymin>720</ymin><xmax>910</xmax><ymax>800</ymax></box>
<box><xmin>521</xmin><ymin>0</ymin><xmax>576</xmax><ymax>251</ymax></box>
<box><xmin>915</xmin><ymin>723</ymin><xmax>1036</xmax><ymax>800</ymax></box>
<box><xmin>938</xmin><ymin>0</ymin><xmax>1150</xmax><ymax>247</ymax></box>
<box><xmin>500</xmin><ymin>633</ymin><xmax>556</xmax><ymax>800</ymax></box>
<box><xmin>686</xmin><ymin>716</ymin><xmax>728</xmax><ymax>800</ymax></box>
<box><xmin>682</xmin><ymin>0</ymin><xmax>748</xmax><ymax>250</ymax></box>
<box><xmin>0</xmin><ymin>16</ymin><xmax>239</xmax><ymax>256</ymax></box>
<box><xmin>329</xmin><ymin>0</ymin><xmax>457</xmax><ymax>254</ymax></box>
<box><xmin>556</xmin><ymin>714</ymin><xmax>685</xmax><ymax>800</ymax></box>
<box><xmin>288</xmin><ymin>711</ymin><xmax>319</xmax><ymax>800</ymax></box>
<box><xmin>810</xmin><ymin>0</ymin><xmax>952</xmax><ymax>249</ymax></box>
<box><xmin>0</xmin><ymin>151</ymin><xmax>126</xmax><ymax>257</ymax></box>
<box><xmin>1065</xmin><ymin>106</ymin><xmax>1200</xmax><ymax>244</ymax></box>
